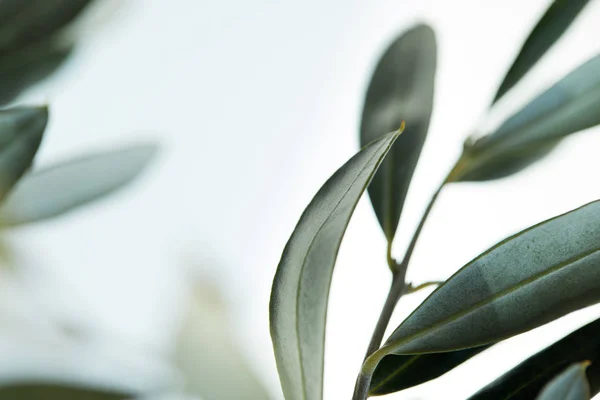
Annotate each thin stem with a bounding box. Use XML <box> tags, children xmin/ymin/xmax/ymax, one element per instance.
<box><xmin>352</xmin><ymin>177</ymin><xmax>449</xmax><ymax>400</ymax></box>
<box><xmin>386</xmin><ymin>240</ymin><xmax>395</xmax><ymax>272</ymax></box>
<box><xmin>401</xmin><ymin>182</ymin><xmax>445</xmax><ymax>267</ymax></box>
<box><xmin>406</xmin><ymin>280</ymin><xmax>444</xmax><ymax>294</ymax></box>
<box><xmin>363</xmin><ymin>267</ymin><xmax>407</xmax><ymax>359</ymax></box>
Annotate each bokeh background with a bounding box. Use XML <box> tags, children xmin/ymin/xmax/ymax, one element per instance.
<box><xmin>6</xmin><ymin>0</ymin><xmax>600</xmax><ymax>398</ymax></box>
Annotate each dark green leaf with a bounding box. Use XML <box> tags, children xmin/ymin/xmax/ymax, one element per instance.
<box><xmin>536</xmin><ymin>363</ymin><xmax>591</xmax><ymax>400</ymax></box>
<box><xmin>0</xmin><ymin>382</ymin><xmax>131</xmax><ymax>399</ymax></box>
<box><xmin>360</xmin><ymin>24</ymin><xmax>436</xmax><ymax>242</ymax></box>
<box><xmin>493</xmin><ymin>0</ymin><xmax>590</xmax><ymax>104</ymax></box>
<box><xmin>0</xmin><ymin>41</ymin><xmax>72</xmax><ymax>106</ymax></box>
<box><xmin>0</xmin><ymin>0</ymin><xmax>93</xmax><ymax>52</ymax></box>
<box><xmin>0</xmin><ymin>106</ymin><xmax>48</xmax><ymax>202</ymax></box>
<box><xmin>0</xmin><ymin>143</ymin><xmax>158</xmax><ymax>226</ymax></box>
<box><xmin>369</xmin><ymin>200</ymin><xmax>600</xmax><ymax>359</ymax></box>
<box><xmin>370</xmin><ymin>345</ymin><xmax>489</xmax><ymax>396</ymax></box>
<box><xmin>0</xmin><ymin>1</ymin><xmax>93</xmax><ymax>104</ymax></box>
<box><xmin>270</xmin><ymin>130</ymin><xmax>400</xmax><ymax>400</ymax></box>
<box><xmin>449</xmin><ymin>53</ymin><xmax>600</xmax><ymax>182</ymax></box>
<box><xmin>469</xmin><ymin>316</ymin><xmax>600</xmax><ymax>400</ymax></box>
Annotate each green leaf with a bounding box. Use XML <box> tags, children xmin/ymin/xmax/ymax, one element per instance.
<box><xmin>492</xmin><ymin>0</ymin><xmax>590</xmax><ymax>104</ymax></box>
<box><xmin>270</xmin><ymin>130</ymin><xmax>400</xmax><ymax>400</ymax></box>
<box><xmin>360</xmin><ymin>24</ymin><xmax>436</xmax><ymax>243</ymax></box>
<box><xmin>0</xmin><ymin>383</ymin><xmax>131</xmax><ymax>399</ymax></box>
<box><xmin>0</xmin><ymin>41</ymin><xmax>72</xmax><ymax>106</ymax></box>
<box><xmin>449</xmin><ymin>53</ymin><xmax>600</xmax><ymax>182</ymax></box>
<box><xmin>369</xmin><ymin>200</ymin><xmax>600</xmax><ymax>359</ymax></box>
<box><xmin>0</xmin><ymin>143</ymin><xmax>158</xmax><ymax>226</ymax></box>
<box><xmin>0</xmin><ymin>106</ymin><xmax>48</xmax><ymax>202</ymax></box>
<box><xmin>0</xmin><ymin>1</ymin><xmax>93</xmax><ymax>104</ymax></box>
<box><xmin>536</xmin><ymin>363</ymin><xmax>591</xmax><ymax>400</ymax></box>
<box><xmin>469</xmin><ymin>316</ymin><xmax>600</xmax><ymax>399</ymax></box>
<box><xmin>0</xmin><ymin>0</ymin><xmax>92</xmax><ymax>52</ymax></box>
<box><xmin>369</xmin><ymin>345</ymin><xmax>490</xmax><ymax>396</ymax></box>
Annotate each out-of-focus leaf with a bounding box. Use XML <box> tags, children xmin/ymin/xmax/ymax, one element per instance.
<box><xmin>369</xmin><ymin>345</ymin><xmax>490</xmax><ymax>396</ymax></box>
<box><xmin>369</xmin><ymin>200</ymin><xmax>600</xmax><ymax>358</ymax></box>
<box><xmin>0</xmin><ymin>41</ymin><xmax>71</xmax><ymax>105</ymax></box>
<box><xmin>270</xmin><ymin>131</ymin><xmax>400</xmax><ymax>400</ymax></box>
<box><xmin>0</xmin><ymin>1</ymin><xmax>94</xmax><ymax>104</ymax></box>
<box><xmin>174</xmin><ymin>278</ymin><xmax>270</xmax><ymax>400</ymax></box>
<box><xmin>536</xmin><ymin>363</ymin><xmax>591</xmax><ymax>400</ymax></box>
<box><xmin>492</xmin><ymin>0</ymin><xmax>590</xmax><ymax>104</ymax></box>
<box><xmin>469</xmin><ymin>317</ymin><xmax>600</xmax><ymax>400</ymax></box>
<box><xmin>0</xmin><ymin>0</ymin><xmax>93</xmax><ymax>52</ymax></box>
<box><xmin>0</xmin><ymin>143</ymin><xmax>158</xmax><ymax>226</ymax></box>
<box><xmin>360</xmin><ymin>24</ymin><xmax>436</xmax><ymax>243</ymax></box>
<box><xmin>0</xmin><ymin>383</ymin><xmax>131</xmax><ymax>399</ymax></box>
<box><xmin>449</xmin><ymin>54</ymin><xmax>600</xmax><ymax>182</ymax></box>
<box><xmin>0</xmin><ymin>106</ymin><xmax>48</xmax><ymax>202</ymax></box>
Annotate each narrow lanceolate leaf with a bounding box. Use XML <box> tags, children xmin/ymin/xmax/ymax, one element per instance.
<box><xmin>0</xmin><ymin>383</ymin><xmax>131</xmax><ymax>399</ymax></box>
<box><xmin>370</xmin><ymin>200</ymin><xmax>600</xmax><ymax>360</ymax></box>
<box><xmin>0</xmin><ymin>144</ymin><xmax>158</xmax><ymax>226</ymax></box>
<box><xmin>0</xmin><ymin>106</ymin><xmax>48</xmax><ymax>201</ymax></box>
<box><xmin>0</xmin><ymin>1</ymin><xmax>93</xmax><ymax>104</ymax></box>
<box><xmin>270</xmin><ymin>130</ymin><xmax>400</xmax><ymax>400</ymax></box>
<box><xmin>536</xmin><ymin>363</ymin><xmax>591</xmax><ymax>400</ymax></box>
<box><xmin>369</xmin><ymin>345</ymin><xmax>490</xmax><ymax>396</ymax></box>
<box><xmin>360</xmin><ymin>24</ymin><xmax>436</xmax><ymax>243</ymax></box>
<box><xmin>0</xmin><ymin>41</ymin><xmax>71</xmax><ymax>106</ymax></box>
<box><xmin>470</xmin><ymin>317</ymin><xmax>600</xmax><ymax>399</ymax></box>
<box><xmin>492</xmin><ymin>0</ymin><xmax>590</xmax><ymax>104</ymax></box>
<box><xmin>449</xmin><ymin>53</ymin><xmax>600</xmax><ymax>182</ymax></box>
<box><xmin>0</xmin><ymin>0</ymin><xmax>93</xmax><ymax>52</ymax></box>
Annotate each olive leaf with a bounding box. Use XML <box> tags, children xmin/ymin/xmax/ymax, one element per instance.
<box><xmin>0</xmin><ymin>144</ymin><xmax>158</xmax><ymax>226</ymax></box>
<box><xmin>449</xmin><ymin>53</ymin><xmax>600</xmax><ymax>182</ymax></box>
<box><xmin>536</xmin><ymin>362</ymin><xmax>591</xmax><ymax>400</ymax></box>
<box><xmin>492</xmin><ymin>0</ymin><xmax>590</xmax><ymax>104</ymax></box>
<box><xmin>270</xmin><ymin>130</ymin><xmax>400</xmax><ymax>400</ymax></box>
<box><xmin>0</xmin><ymin>0</ymin><xmax>93</xmax><ymax>105</ymax></box>
<box><xmin>360</xmin><ymin>24</ymin><xmax>436</xmax><ymax>244</ymax></box>
<box><xmin>0</xmin><ymin>106</ymin><xmax>48</xmax><ymax>202</ymax></box>
<box><xmin>0</xmin><ymin>0</ymin><xmax>92</xmax><ymax>52</ymax></box>
<box><xmin>369</xmin><ymin>345</ymin><xmax>490</xmax><ymax>396</ymax></box>
<box><xmin>0</xmin><ymin>383</ymin><xmax>131</xmax><ymax>399</ymax></box>
<box><xmin>0</xmin><ymin>40</ymin><xmax>72</xmax><ymax>105</ymax></box>
<box><xmin>367</xmin><ymin>200</ymin><xmax>600</xmax><ymax>360</ymax></box>
<box><xmin>469</xmin><ymin>316</ymin><xmax>600</xmax><ymax>400</ymax></box>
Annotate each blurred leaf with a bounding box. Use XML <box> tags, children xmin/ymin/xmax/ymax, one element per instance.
<box><xmin>0</xmin><ymin>143</ymin><xmax>158</xmax><ymax>226</ymax></box>
<box><xmin>0</xmin><ymin>1</ymin><xmax>94</xmax><ymax>104</ymax></box>
<box><xmin>360</xmin><ymin>24</ymin><xmax>436</xmax><ymax>243</ymax></box>
<box><xmin>0</xmin><ymin>0</ymin><xmax>93</xmax><ymax>52</ymax></box>
<box><xmin>0</xmin><ymin>40</ymin><xmax>71</xmax><ymax>105</ymax></box>
<box><xmin>369</xmin><ymin>345</ymin><xmax>490</xmax><ymax>396</ymax></box>
<box><xmin>449</xmin><ymin>54</ymin><xmax>600</xmax><ymax>182</ymax></box>
<box><xmin>0</xmin><ymin>382</ymin><xmax>131</xmax><ymax>399</ymax></box>
<box><xmin>536</xmin><ymin>363</ymin><xmax>591</xmax><ymax>400</ymax></box>
<box><xmin>0</xmin><ymin>106</ymin><xmax>48</xmax><ymax>202</ymax></box>
<box><xmin>372</xmin><ymin>200</ymin><xmax>600</xmax><ymax>357</ymax></box>
<box><xmin>493</xmin><ymin>0</ymin><xmax>590</xmax><ymax>104</ymax></box>
<box><xmin>174</xmin><ymin>279</ymin><xmax>270</xmax><ymax>400</ymax></box>
<box><xmin>469</xmin><ymin>316</ymin><xmax>600</xmax><ymax>399</ymax></box>
<box><xmin>270</xmin><ymin>131</ymin><xmax>400</xmax><ymax>400</ymax></box>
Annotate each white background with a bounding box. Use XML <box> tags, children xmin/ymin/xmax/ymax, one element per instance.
<box><xmin>7</xmin><ymin>0</ymin><xmax>600</xmax><ymax>398</ymax></box>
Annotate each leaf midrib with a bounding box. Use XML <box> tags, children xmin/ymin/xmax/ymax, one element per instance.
<box><xmin>294</xmin><ymin>135</ymin><xmax>394</xmax><ymax>399</ymax></box>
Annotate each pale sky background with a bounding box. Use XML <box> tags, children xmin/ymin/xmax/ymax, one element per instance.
<box><xmin>3</xmin><ymin>0</ymin><xmax>600</xmax><ymax>399</ymax></box>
